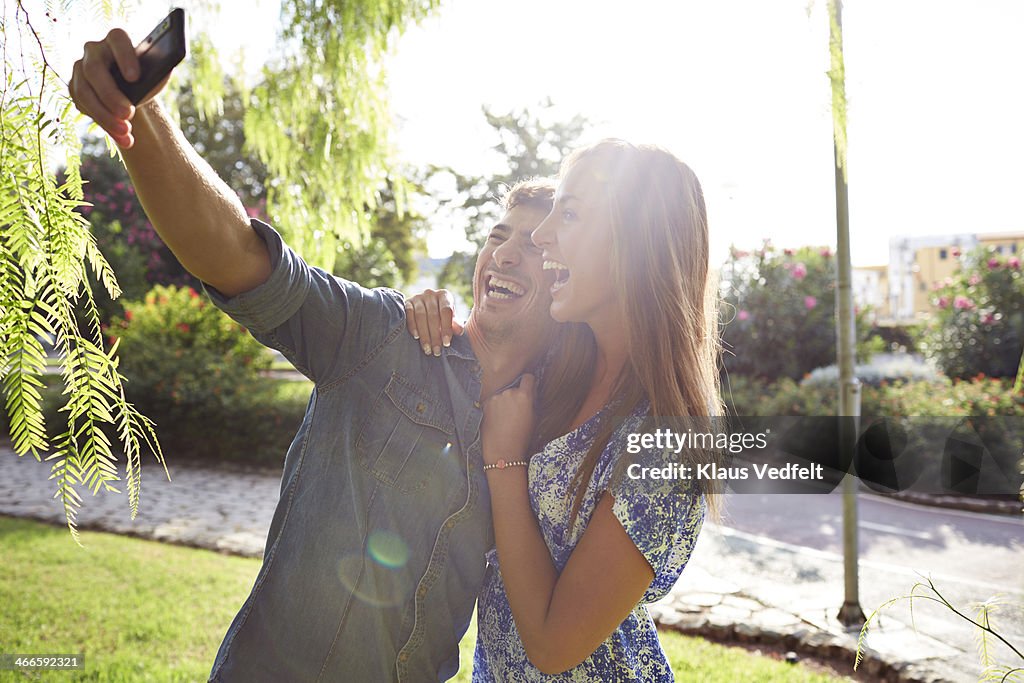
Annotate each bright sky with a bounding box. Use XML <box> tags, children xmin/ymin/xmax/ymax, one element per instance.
<box><xmin>41</xmin><ymin>0</ymin><xmax>1024</xmax><ymax>267</ymax></box>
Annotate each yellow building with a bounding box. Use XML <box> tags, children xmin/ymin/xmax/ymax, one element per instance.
<box><xmin>886</xmin><ymin>231</ymin><xmax>1023</xmax><ymax>321</ymax></box>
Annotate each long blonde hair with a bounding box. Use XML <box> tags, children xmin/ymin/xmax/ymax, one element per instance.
<box><xmin>539</xmin><ymin>139</ymin><xmax>724</xmax><ymax>527</ymax></box>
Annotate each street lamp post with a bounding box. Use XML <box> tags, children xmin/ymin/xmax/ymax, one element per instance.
<box><xmin>828</xmin><ymin>0</ymin><xmax>867</xmax><ymax>628</ymax></box>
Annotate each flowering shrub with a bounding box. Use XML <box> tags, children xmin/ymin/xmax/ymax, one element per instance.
<box><xmin>110</xmin><ymin>284</ymin><xmax>272</xmax><ymax>409</ymax></box>
<box><xmin>12</xmin><ymin>287</ymin><xmax>306</xmax><ymax>465</ymax></box>
<box><xmin>922</xmin><ymin>247</ymin><xmax>1024</xmax><ymax>379</ymax></box>
<box><xmin>105</xmin><ymin>285</ymin><xmax>293</xmax><ymax>459</ymax></box>
<box><xmin>720</xmin><ymin>242</ymin><xmax>882</xmax><ymax>381</ymax></box>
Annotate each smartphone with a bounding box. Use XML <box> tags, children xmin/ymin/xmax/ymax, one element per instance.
<box><xmin>110</xmin><ymin>8</ymin><xmax>187</xmax><ymax>105</ymax></box>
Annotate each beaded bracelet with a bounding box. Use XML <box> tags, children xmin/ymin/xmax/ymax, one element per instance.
<box><xmin>483</xmin><ymin>459</ymin><xmax>529</xmax><ymax>471</ymax></box>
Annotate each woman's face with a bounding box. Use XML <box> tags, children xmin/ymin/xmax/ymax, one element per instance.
<box><xmin>531</xmin><ymin>159</ymin><xmax>618</xmax><ymax>329</ymax></box>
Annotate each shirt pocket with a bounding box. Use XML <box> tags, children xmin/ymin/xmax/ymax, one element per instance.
<box><xmin>356</xmin><ymin>372</ymin><xmax>456</xmax><ymax>492</ymax></box>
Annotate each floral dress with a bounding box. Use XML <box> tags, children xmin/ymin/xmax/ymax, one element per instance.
<box><xmin>472</xmin><ymin>403</ymin><xmax>705</xmax><ymax>682</ymax></box>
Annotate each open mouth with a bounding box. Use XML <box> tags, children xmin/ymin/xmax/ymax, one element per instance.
<box><xmin>485</xmin><ymin>275</ymin><xmax>526</xmax><ymax>300</ymax></box>
<box><xmin>543</xmin><ymin>259</ymin><xmax>570</xmax><ymax>292</ymax></box>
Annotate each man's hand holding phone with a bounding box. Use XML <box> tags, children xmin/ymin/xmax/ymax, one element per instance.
<box><xmin>69</xmin><ymin>11</ymin><xmax>185</xmax><ymax>149</ymax></box>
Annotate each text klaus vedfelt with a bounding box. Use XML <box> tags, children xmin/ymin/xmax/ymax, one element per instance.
<box><xmin>624</xmin><ymin>429</ymin><xmax>825</xmax><ymax>482</ymax></box>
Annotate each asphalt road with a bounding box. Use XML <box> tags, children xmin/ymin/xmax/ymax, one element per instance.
<box><xmin>689</xmin><ymin>490</ymin><xmax>1024</xmax><ymax>679</ymax></box>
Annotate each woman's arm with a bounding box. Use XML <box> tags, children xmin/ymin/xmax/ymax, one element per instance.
<box><xmin>482</xmin><ymin>376</ymin><xmax>655</xmax><ymax>674</ymax></box>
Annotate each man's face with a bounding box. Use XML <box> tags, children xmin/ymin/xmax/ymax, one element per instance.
<box><xmin>470</xmin><ymin>204</ymin><xmax>556</xmax><ymax>342</ymax></box>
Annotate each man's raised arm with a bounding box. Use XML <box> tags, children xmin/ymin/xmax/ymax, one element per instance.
<box><xmin>69</xmin><ymin>29</ymin><xmax>271</xmax><ymax>298</ymax></box>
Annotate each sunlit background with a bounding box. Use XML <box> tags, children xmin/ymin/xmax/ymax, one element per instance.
<box><xmin>43</xmin><ymin>0</ymin><xmax>1024</xmax><ymax>267</ymax></box>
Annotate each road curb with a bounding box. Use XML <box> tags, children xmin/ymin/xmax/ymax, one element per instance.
<box><xmin>652</xmin><ymin>595</ymin><xmax>957</xmax><ymax>683</ymax></box>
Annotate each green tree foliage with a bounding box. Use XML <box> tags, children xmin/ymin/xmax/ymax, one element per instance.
<box><xmin>434</xmin><ymin>100</ymin><xmax>590</xmax><ymax>301</ymax></box>
<box><xmin>245</xmin><ymin>0</ymin><xmax>439</xmax><ymax>269</ymax></box>
<box><xmin>333</xmin><ymin>174</ymin><xmax>429</xmax><ymax>289</ymax></box>
<box><xmin>79</xmin><ymin>78</ymin><xmax>426</xmax><ymax>302</ymax></box>
<box><xmin>922</xmin><ymin>247</ymin><xmax>1024</xmax><ymax>380</ymax></box>
<box><xmin>1</xmin><ymin>2</ymin><xmax>165</xmax><ymax>541</ymax></box>
<box><xmin>1</xmin><ymin>0</ymin><xmax>438</xmax><ymax>535</ymax></box>
<box><xmin>720</xmin><ymin>243</ymin><xmax>881</xmax><ymax>381</ymax></box>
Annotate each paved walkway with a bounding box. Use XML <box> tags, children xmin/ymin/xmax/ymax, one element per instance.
<box><xmin>0</xmin><ymin>449</ymin><xmax>988</xmax><ymax>682</ymax></box>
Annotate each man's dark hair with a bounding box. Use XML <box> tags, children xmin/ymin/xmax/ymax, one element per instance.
<box><xmin>500</xmin><ymin>177</ymin><xmax>556</xmax><ymax>213</ymax></box>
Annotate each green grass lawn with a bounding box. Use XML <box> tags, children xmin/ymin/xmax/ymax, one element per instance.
<box><xmin>0</xmin><ymin>516</ymin><xmax>847</xmax><ymax>681</ymax></box>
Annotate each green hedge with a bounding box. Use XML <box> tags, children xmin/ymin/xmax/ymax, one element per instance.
<box><xmin>723</xmin><ymin>374</ymin><xmax>1023</xmax><ymax>499</ymax></box>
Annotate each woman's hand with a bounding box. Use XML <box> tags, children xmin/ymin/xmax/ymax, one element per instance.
<box><xmin>404</xmin><ymin>289</ymin><xmax>464</xmax><ymax>356</ymax></box>
<box><xmin>69</xmin><ymin>29</ymin><xmax>172</xmax><ymax>149</ymax></box>
<box><xmin>482</xmin><ymin>374</ymin><xmax>536</xmax><ymax>466</ymax></box>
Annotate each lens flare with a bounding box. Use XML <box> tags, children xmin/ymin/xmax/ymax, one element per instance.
<box><xmin>367</xmin><ymin>530</ymin><xmax>409</xmax><ymax>569</ymax></box>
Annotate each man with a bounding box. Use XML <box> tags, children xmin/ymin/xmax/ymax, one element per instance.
<box><xmin>69</xmin><ymin>29</ymin><xmax>558</xmax><ymax>681</ymax></box>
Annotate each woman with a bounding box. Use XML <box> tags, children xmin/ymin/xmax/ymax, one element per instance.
<box><xmin>407</xmin><ymin>139</ymin><xmax>722</xmax><ymax>680</ymax></box>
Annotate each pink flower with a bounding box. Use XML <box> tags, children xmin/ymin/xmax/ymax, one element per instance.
<box><xmin>792</xmin><ymin>263</ymin><xmax>808</xmax><ymax>280</ymax></box>
<box><xmin>969</xmin><ymin>274</ymin><xmax>982</xmax><ymax>286</ymax></box>
<box><xmin>953</xmin><ymin>296</ymin><xmax>974</xmax><ymax>310</ymax></box>
<box><xmin>737</xmin><ymin>310</ymin><xmax>750</xmax><ymax>321</ymax></box>
<box><xmin>820</xmin><ymin>247</ymin><xmax>831</xmax><ymax>258</ymax></box>
<box><xmin>804</xmin><ymin>296</ymin><xmax>817</xmax><ymax>309</ymax></box>
<box><xmin>1009</xmin><ymin>257</ymin><xmax>1020</xmax><ymax>269</ymax></box>
<box><xmin>981</xmin><ymin>312</ymin><xmax>996</xmax><ymax>325</ymax></box>
<box><xmin>951</xmin><ymin>248</ymin><xmax>961</xmax><ymax>257</ymax></box>
<box><xmin>987</xmin><ymin>258</ymin><xmax>1000</xmax><ymax>269</ymax></box>
<box><xmin>783</xmin><ymin>248</ymin><xmax>794</xmax><ymax>256</ymax></box>
<box><xmin>937</xmin><ymin>296</ymin><xmax>950</xmax><ymax>309</ymax></box>
<box><xmin>177</xmin><ymin>323</ymin><xmax>190</xmax><ymax>334</ymax></box>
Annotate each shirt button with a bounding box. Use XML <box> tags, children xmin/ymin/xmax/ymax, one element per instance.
<box><xmin>398</xmin><ymin>652</ymin><xmax>409</xmax><ymax>662</ymax></box>
<box><xmin>415</xmin><ymin>402</ymin><xmax>426</xmax><ymax>413</ymax></box>
<box><xmin>444</xmin><ymin>520</ymin><xmax>455</xmax><ymax>530</ymax></box>
<box><xmin>417</xmin><ymin>586</ymin><xmax>427</xmax><ymax>597</ymax></box>
<box><xmin>473</xmin><ymin>400</ymin><xmax>481</xmax><ymax>409</ymax></box>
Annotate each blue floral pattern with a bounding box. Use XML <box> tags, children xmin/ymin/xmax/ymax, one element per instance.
<box><xmin>472</xmin><ymin>403</ymin><xmax>705</xmax><ymax>681</ymax></box>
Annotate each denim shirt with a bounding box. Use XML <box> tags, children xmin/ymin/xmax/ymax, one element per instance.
<box><xmin>205</xmin><ymin>220</ymin><xmax>491</xmax><ymax>682</ymax></box>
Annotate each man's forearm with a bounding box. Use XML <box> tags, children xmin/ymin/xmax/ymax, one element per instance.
<box><xmin>120</xmin><ymin>100</ymin><xmax>271</xmax><ymax>297</ymax></box>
